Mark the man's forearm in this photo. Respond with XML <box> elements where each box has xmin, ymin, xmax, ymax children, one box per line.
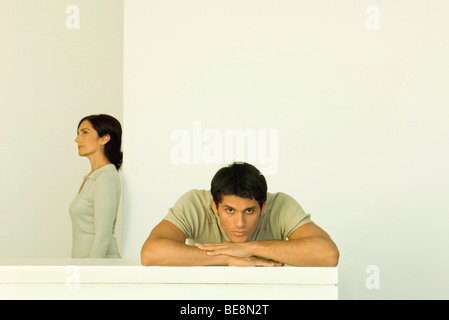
<box><xmin>249</xmin><ymin>237</ymin><xmax>339</xmax><ymax>267</ymax></box>
<box><xmin>141</xmin><ymin>238</ymin><xmax>227</xmax><ymax>266</ymax></box>
<box><xmin>197</xmin><ymin>237</ymin><xmax>339</xmax><ymax>267</ymax></box>
<box><xmin>141</xmin><ymin>238</ymin><xmax>283</xmax><ymax>266</ymax></box>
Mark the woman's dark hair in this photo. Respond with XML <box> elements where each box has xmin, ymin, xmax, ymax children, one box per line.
<box><xmin>211</xmin><ymin>162</ymin><xmax>267</xmax><ymax>209</ymax></box>
<box><xmin>78</xmin><ymin>114</ymin><xmax>123</xmax><ymax>170</ymax></box>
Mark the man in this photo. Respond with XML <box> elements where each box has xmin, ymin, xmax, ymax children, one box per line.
<box><xmin>141</xmin><ymin>162</ymin><xmax>339</xmax><ymax>267</ymax></box>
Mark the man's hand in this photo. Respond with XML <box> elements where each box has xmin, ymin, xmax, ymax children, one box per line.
<box><xmin>195</xmin><ymin>242</ymin><xmax>253</xmax><ymax>258</ymax></box>
<box><xmin>195</xmin><ymin>242</ymin><xmax>283</xmax><ymax>267</ymax></box>
<box><xmin>227</xmin><ymin>256</ymin><xmax>284</xmax><ymax>267</ymax></box>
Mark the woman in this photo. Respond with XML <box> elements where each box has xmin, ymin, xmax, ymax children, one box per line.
<box><xmin>69</xmin><ymin>114</ymin><xmax>122</xmax><ymax>258</ymax></box>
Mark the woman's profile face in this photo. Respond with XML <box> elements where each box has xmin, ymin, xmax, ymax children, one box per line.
<box><xmin>75</xmin><ymin>120</ymin><xmax>108</xmax><ymax>157</ymax></box>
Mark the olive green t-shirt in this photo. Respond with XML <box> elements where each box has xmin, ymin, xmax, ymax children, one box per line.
<box><xmin>164</xmin><ymin>189</ymin><xmax>312</xmax><ymax>245</ymax></box>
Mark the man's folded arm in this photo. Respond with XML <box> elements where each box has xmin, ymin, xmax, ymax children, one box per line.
<box><xmin>196</xmin><ymin>222</ymin><xmax>340</xmax><ymax>267</ymax></box>
<box><xmin>140</xmin><ymin>220</ymin><xmax>219</xmax><ymax>266</ymax></box>
<box><xmin>249</xmin><ymin>222</ymin><xmax>340</xmax><ymax>266</ymax></box>
<box><xmin>140</xmin><ymin>220</ymin><xmax>282</xmax><ymax>267</ymax></box>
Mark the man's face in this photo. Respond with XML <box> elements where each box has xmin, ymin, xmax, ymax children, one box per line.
<box><xmin>212</xmin><ymin>195</ymin><xmax>266</xmax><ymax>243</ymax></box>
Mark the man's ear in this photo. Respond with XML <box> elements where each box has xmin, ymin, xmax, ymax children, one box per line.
<box><xmin>212</xmin><ymin>200</ymin><xmax>218</xmax><ymax>215</ymax></box>
<box><xmin>260</xmin><ymin>202</ymin><xmax>267</xmax><ymax>215</ymax></box>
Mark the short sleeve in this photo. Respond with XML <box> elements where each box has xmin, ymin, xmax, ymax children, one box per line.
<box><xmin>271</xmin><ymin>193</ymin><xmax>313</xmax><ymax>239</ymax></box>
<box><xmin>163</xmin><ymin>190</ymin><xmax>204</xmax><ymax>239</ymax></box>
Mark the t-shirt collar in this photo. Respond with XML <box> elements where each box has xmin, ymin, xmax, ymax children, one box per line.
<box><xmin>83</xmin><ymin>163</ymin><xmax>116</xmax><ymax>180</ymax></box>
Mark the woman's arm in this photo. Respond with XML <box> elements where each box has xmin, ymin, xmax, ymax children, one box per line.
<box><xmin>89</xmin><ymin>175</ymin><xmax>120</xmax><ymax>258</ymax></box>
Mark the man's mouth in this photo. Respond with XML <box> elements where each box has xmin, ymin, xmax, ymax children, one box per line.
<box><xmin>232</xmin><ymin>231</ymin><xmax>247</xmax><ymax>237</ymax></box>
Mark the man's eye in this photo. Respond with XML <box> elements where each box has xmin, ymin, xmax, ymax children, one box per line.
<box><xmin>246</xmin><ymin>209</ymin><xmax>254</xmax><ymax>214</ymax></box>
<box><xmin>226</xmin><ymin>208</ymin><xmax>233</xmax><ymax>213</ymax></box>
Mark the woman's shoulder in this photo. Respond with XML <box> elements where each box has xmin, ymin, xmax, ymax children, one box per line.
<box><xmin>92</xmin><ymin>164</ymin><xmax>119</xmax><ymax>178</ymax></box>
<box><xmin>91</xmin><ymin>165</ymin><xmax>120</xmax><ymax>188</ymax></box>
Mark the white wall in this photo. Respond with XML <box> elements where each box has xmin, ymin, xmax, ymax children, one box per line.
<box><xmin>123</xmin><ymin>0</ymin><xmax>449</xmax><ymax>299</ymax></box>
<box><xmin>0</xmin><ymin>1</ymin><xmax>123</xmax><ymax>257</ymax></box>
<box><xmin>2</xmin><ymin>0</ymin><xmax>449</xmax><ymax>300</ymax></box>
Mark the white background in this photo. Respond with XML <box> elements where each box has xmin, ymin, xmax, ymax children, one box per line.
<box><xmin>123</xmin><ymin>0</ymin><xmax>449</xmax><ymax>299</ymax></box>
<box><xmin>1</xmin><ymin>0</ymin><xmax>448</xmax><ymax>300</ymax></box>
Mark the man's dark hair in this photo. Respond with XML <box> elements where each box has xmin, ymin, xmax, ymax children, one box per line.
<box><xmin>211</xmin><ymin>162</ymin><xmax>267</xmax><ymax>209</ymax></box>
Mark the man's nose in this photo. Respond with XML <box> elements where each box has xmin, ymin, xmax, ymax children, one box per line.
<box><xmin>234</xmin><ymin>212</ymin><xmax>244</xmax><ymax>228</ymax></box>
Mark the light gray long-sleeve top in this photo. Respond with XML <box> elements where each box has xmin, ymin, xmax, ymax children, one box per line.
<box><xmin>69</xmin><ymin>164</ymin><xmax>121</xmax><ymax>258</ymax></box>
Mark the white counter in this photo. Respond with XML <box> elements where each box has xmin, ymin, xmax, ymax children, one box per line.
<box><xmin>0</xmin><ymin>259</ymin><xmax>338</xmax><ymax>300</ymax></box>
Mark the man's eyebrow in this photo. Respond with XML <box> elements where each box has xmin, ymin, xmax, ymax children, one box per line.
<box><xmin>244</xmin><ymin>206</ymin><xmax>258</xmax><ymax>211</ymax></box>
<box><xmin>222</xmin><ymin>205</ymin><xmax>257</xmax><ymax>211</ymax></box>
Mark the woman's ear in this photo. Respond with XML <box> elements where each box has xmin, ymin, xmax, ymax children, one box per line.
<box><xmin>100</xmin><ymin>134</ymin><xmax>111</xmax><ymax>146</ymax></box>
